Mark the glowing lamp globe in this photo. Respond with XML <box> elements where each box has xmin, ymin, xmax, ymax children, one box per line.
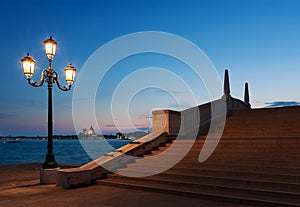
<box><xmin>64</xmin><ymin>64</ymin><xmax>76</xmax><ymax>84</ymax></box>
<box><xmin>21</xmin><ymin>53</ymin><xmax>36</xmax><ymax>79</ymax></box>
<box><xmin>43</xmin><ymin>36</ymin><xmax>57</xmax><ymax>60</ymax></box>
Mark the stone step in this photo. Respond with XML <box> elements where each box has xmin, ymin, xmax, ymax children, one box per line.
<box><xmin>149</xmin><ymin>173</ymin><xmax>300</xmax><ymax>194</ymax></box>
<box><xmin>125</xmin><ymin>162</ymin><xmax>300</xmax><ymax>175</ymax></box>
<box><xmin>156</xmin><ymin>147</ymin><xmax>300</xmax><ymax>154</ymax></box>
<box><xmin>194</xmin><ymin>150</ymin><xmax>299</xmax><ymax>158</ymax></box>
<box><xmin>168</xmin><ymin>139</ymin><xmax>300</xmax><ymax>145</ymax></box>
<box><xmin>136</xmin><ymin>155</ymin><xmax>300</xmax><ymax>167</ymax></box>
<box><xmin>162</xmin><ymin>145</ymin><xmax>300</xmax><ymax>153</ymax></box>
<box><xmin>181</xmin><ymin>159</ymin><xmax>300</xmax><ymax>167</ymax></box>
<box><xmin>110</xmin><ymin>173</ymin><xmax>300</xmax><ymax>195</ymax></box>
<box><xmin>114</xmin><ymin>163</ymin><xmax>300</xmax><ymax>193</ymax></box>
<box><xmin>207</xmin><ymin>152</ymin><xmax>300</xmax><ymax>160</ymax></box>
<box><xmin>158</xmin><ymin>149</ymin><xmax>300</xmax><ymax>157</ymax></box>
<box><xmin>117</xmin><ymin>168</ymin><xmax>300</xmax><ymax>183</ymax></box>
<box><xmin>133</xmin><ymin>158</ymin><xmax>300</xmax><ymax>169</ymax></box>
<box><xmin>145</xmin><ymin>151</ymin><xmax>300</xmax><ymax>160</ymax></box>
<box><xmin>164</xmin><ymin>145</ymin><xmax>300</xmax><ymax>152</ymax></box>
<box><xmin>99</xmin><ymin>175</ymin><xmax>300</xmax><ymax>206</ymax></box>
<box><xmin>154</xmin><ymin>139</ymin><xmax>300</xmax><ymax>146</ymax></box>
<box><xmin>166</xmin><ymin>139</ymin><xmax>300</xmax><ymax>144</ymax></box>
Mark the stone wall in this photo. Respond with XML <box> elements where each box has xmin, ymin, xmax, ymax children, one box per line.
<box><xmin>152</xmin><ymin>96</ymin><xmax>250</xmax><ymax>136</ymax></box>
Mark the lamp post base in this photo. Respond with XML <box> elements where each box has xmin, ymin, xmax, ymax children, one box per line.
<box><xmin>42</xmin><ymin>154</ymin><xmax>58</xmax><ymax>169</ymax></box>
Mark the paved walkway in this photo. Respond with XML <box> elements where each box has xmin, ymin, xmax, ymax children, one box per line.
<box><xmin>0</xmin><ymin>163</ymin><xmax>252</xmax><ymax>207</ymax></box>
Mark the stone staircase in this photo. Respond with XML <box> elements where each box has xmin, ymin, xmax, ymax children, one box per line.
<box><xmin>55</xmin><ymin>106</ymin><xmax>300</xmax><ymax>205</ymax></box>
<box><xmin>99</xmin><ymin>138</ymin><xmax>300</xmax><ymax>206</ymax></box>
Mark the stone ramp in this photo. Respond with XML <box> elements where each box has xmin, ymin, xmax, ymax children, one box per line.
<box><xmin>56</xmin><ymin>132</ymin><xmax>174</xmax><ymax>188</ymax></box>
<box><xmin>98</xmin><ymin>138</ymin><xmax>300</xmax><ymax>206</ymax></box>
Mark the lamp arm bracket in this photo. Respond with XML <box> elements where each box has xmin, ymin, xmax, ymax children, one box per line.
<box><xmin>54</xmin><ymin>71</ymin><xmax>71</xmax><ymax>91</ymax></box>
<box><xmin>28</xmin><ymin>69</ymin><xmax>46</xmax><ymax>87</ymax></box>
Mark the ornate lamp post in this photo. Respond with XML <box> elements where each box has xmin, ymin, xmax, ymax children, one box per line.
<box><xmin>21</xmin><ymin>36</ymin><xmax>76</xmax><ymax>169</ymax></box>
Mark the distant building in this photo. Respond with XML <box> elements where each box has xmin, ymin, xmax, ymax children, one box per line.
<box><xmin>124</xmin><ymin>131</ymin><xmax>148</xmax><ymax>140</ymax></box>
<box><xmin>116</xmin><ymin>132</ymin><xmax>126</xmax><ymax>139</ymax></box>
<box><xmin>78</xmin><ymin>126</ymin><xmax>103</xmax><ymax>139</ymax></box>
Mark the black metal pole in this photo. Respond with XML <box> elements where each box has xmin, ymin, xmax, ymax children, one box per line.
<box><xmin>23</xmin><ymin>38</ymin><xmax>74</xmax><ymax>169</ymax></box>
<box><xmin>42</xmin><ymin>66</ymin><xmax>58</xmax><ymax>169</ymax></box>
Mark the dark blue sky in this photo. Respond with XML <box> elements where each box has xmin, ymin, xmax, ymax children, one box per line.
<box><xmin>1</xmin><ymin>0</ymin><xmax>300</xmax><ymax>136</ymax></box>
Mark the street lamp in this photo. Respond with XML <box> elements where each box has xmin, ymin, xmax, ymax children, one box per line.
<box><xmin>21</xmin><ymin>36</ymin><xmax>76</xmax><ymax>169</ymax></box>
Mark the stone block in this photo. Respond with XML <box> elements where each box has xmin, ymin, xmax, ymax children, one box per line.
<box><xmin>152</xmin><ymin>110</ymin><xmax>181</xmax><ymax>135</ymax></box>
<box><xmin>56</xmin><ymin>168</ymin><xmax>91</xmax><ymax>189</ymax></box>
<box><xmin>40</xmin><ymin>167</ymin><xmax>60</xmax><ymax>184</ymax></box>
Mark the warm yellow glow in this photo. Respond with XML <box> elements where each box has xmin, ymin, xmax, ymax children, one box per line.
<box><xmin>64</xmin><ymin>64</ymin><xmax>76</xmax><ymax>84</ymax></box>
<box><xmin>43</xmin><ymin>36</ymin><xmax>57</xmax><ymax>60</ymax></box>
<box><xmin>21</xmin><ymin>53</ymin><xmax>36</xmax><ymax>79</ymax></box>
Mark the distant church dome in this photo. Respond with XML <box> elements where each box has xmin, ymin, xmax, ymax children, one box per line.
<box><xmin>79</xmin><ymin>125</ymin><xmax>97</xmax><ymax>137</ymax></box>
